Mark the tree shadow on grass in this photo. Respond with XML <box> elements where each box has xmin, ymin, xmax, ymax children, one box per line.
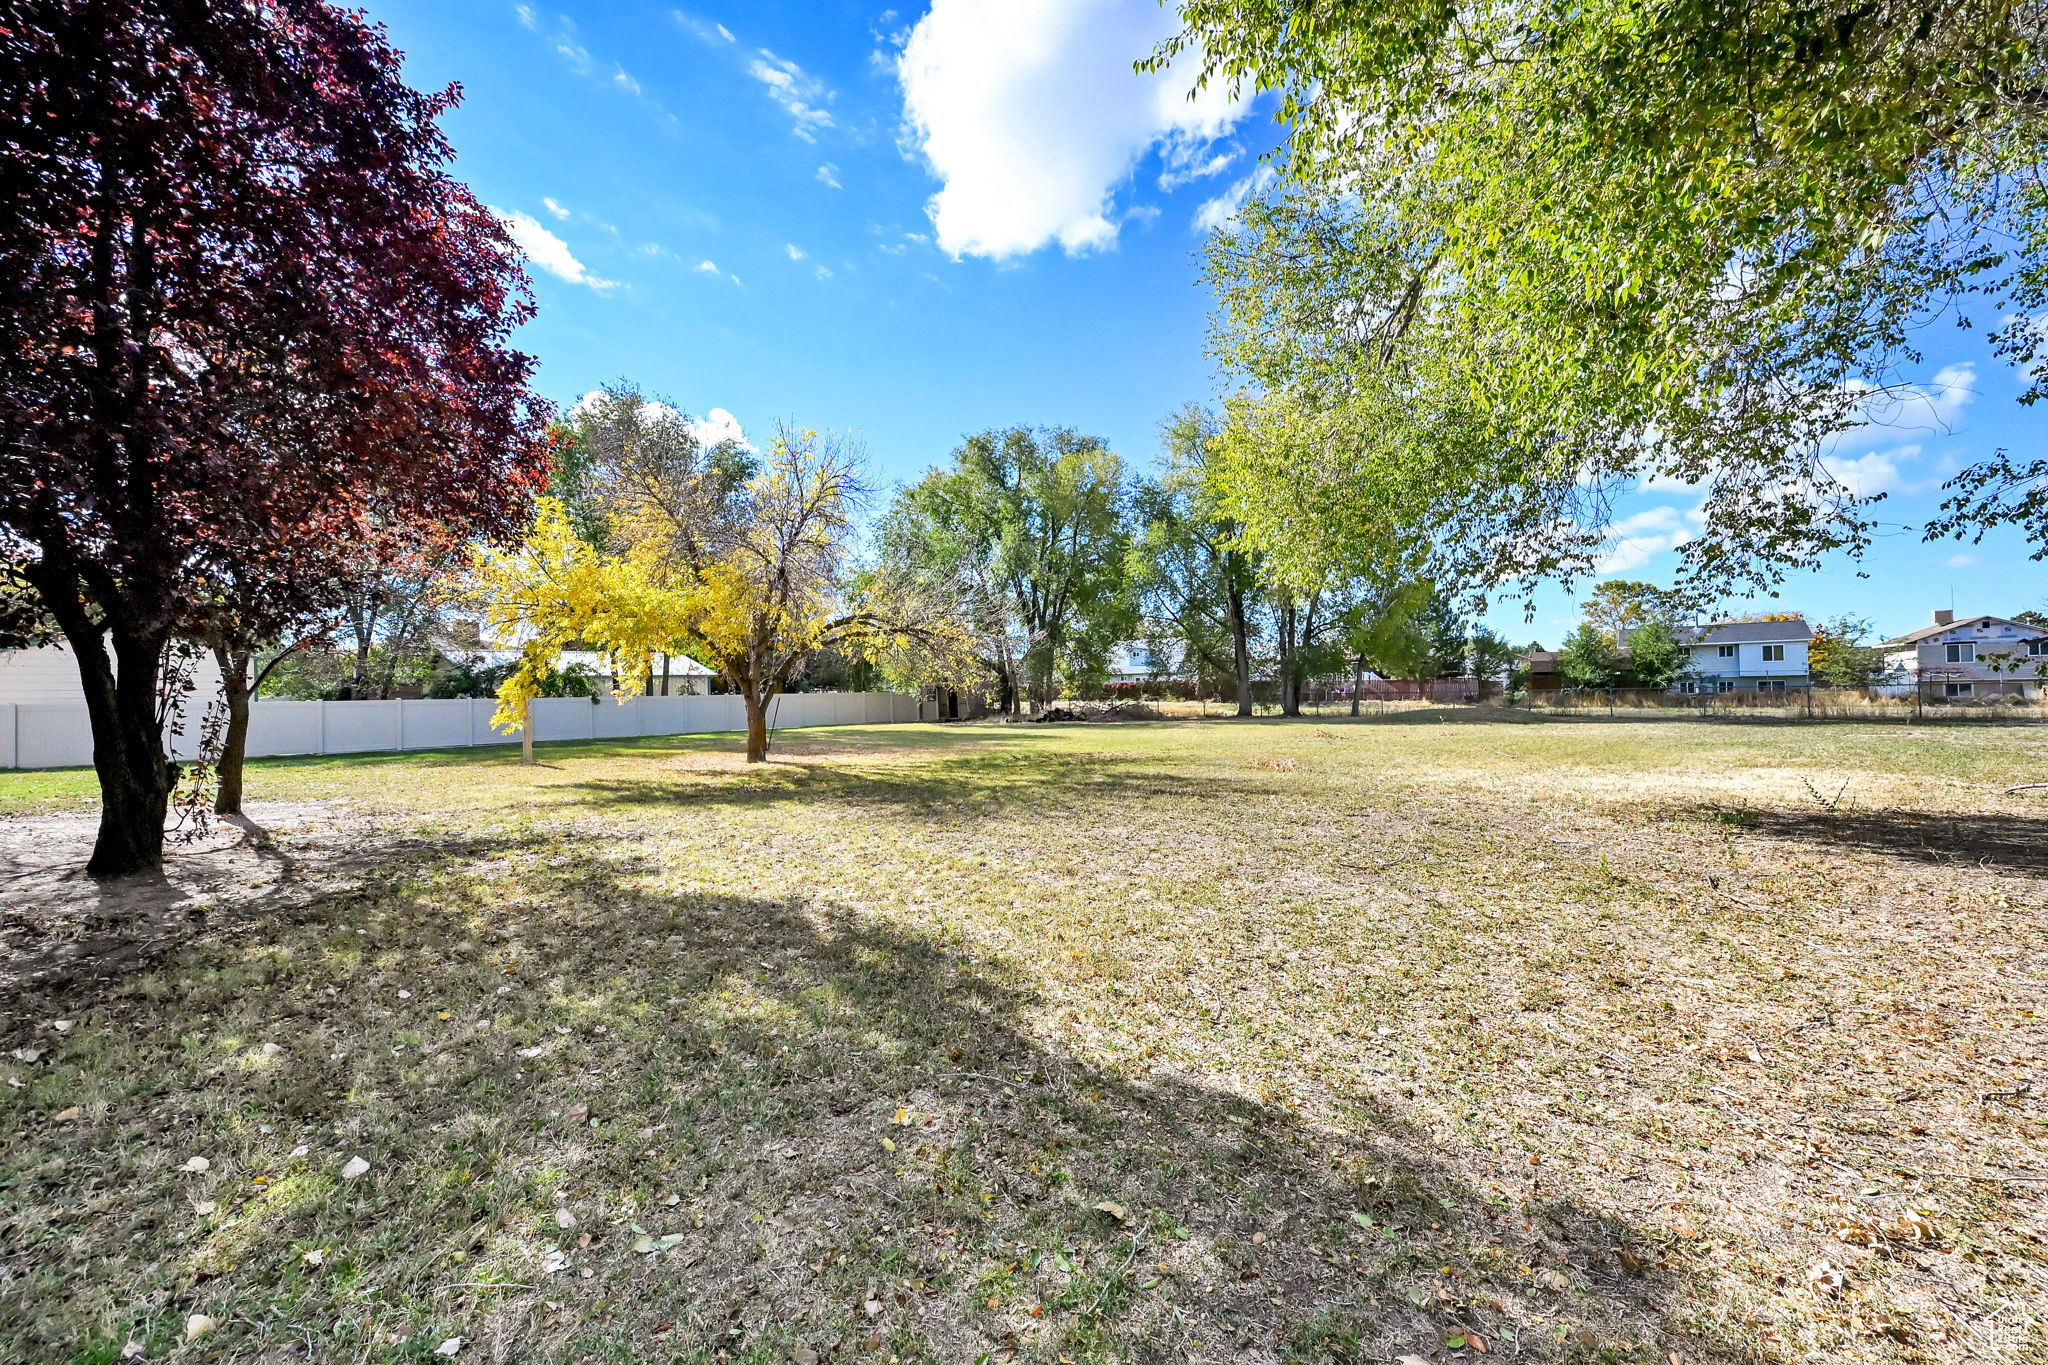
<box><xmin>0</xmin><ymin>825</ymin><xmax>1766</xmax><ymax>1365</ymax></box>
<box><xmin>560</xmin><ymin>749</ymin><xmax>1277</xmax><ymax>822</ymax></box>
<box><xmin>1690</xmin><ymin>802</ymin><xmax>2048</xmax><ymax>878</ymax></box>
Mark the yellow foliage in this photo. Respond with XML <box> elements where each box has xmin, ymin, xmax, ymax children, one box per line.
<box><xmin>466</xmin><ymin>498</ymin><xmax>692</xmax><ymax>732</ymax></box>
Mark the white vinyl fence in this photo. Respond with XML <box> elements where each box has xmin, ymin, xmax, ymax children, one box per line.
<box><xmin>0</xmin><ymin>691</ymin><xmax>920</xmax><ymax>770</ymax></box>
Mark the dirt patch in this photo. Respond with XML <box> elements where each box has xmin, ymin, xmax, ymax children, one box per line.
<box><xmin>0</xmin><ymin>802</ymin><xmax>373</xmax><ymax>996</ymax></box>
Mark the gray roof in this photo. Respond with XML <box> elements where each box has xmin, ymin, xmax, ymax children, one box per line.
<box><xmin>1879</xmin><ymin>615</ymin><xmax>2039</xmax><ymax>648</ymax></box>
<box><xmin>1678</xmin><ymin>618</ymin><xmax>1811</xmax><ymax>646</ymax></box>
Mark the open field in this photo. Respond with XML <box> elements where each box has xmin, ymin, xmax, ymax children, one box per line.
<box><xmin>2</xmin><ymin>713</ymin><xmax>2044</xmax><ymax>1364</ymax></box>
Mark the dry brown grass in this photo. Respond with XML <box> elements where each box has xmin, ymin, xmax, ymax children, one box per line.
<box><xmin>0</xmin><ymin>713</ymin><xmax>2043</xmax><ymax>1364</ymax></box>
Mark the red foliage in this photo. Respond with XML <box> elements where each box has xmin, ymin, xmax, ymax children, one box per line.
<box><xmin>0</xmin><ymin>1</ymin><xmax>551</xmax><ymax>873</ymax></box>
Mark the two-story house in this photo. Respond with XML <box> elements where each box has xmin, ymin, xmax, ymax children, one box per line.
<box><xmin>1880</xmin><ymin>610</ymin><xmax>2048</xmax><ymax>698</ymax></box>
<box><xmin>1672</xmin><ymin>618</ymin><xmax>1813</xmax><ymax>692</ymax></box>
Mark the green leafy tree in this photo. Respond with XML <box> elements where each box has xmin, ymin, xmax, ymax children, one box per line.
<box><xmin>1467</xmin><ymin>626</ymin><xmax>1520</xmax><ymax>700</ymax></box>
<box><xmin>1414</xmin><ymin>590</ymin><xmax>1470</xmax><ymax>682</ymax></box>
<box><xmin>891</xmin><ymin>427</ymin><xmax>1134</xmax><ymax>711</ymax></box>
<box><xmin>1341</xmin><ymin>580</ymin><xmax>1433</xmax><ymax>713</ymax></box>
<box><xmin>1808</xmin><ymin>615</ymin><xmax>1894</xmax><ymax>686</ymax></box>
<box><xmin>1583</xmin><ymin>581</ymin><xmax>1684</xmax><ymax>638</ymax></box>
<box><xmin>1163</xmin><ymin>1</ymin><xmax>2048</xmax><ymax>594</ymax></box>
<box><xmin>1621</xmin><ymin>620</ymin><xmax>1693</xmax><ymax>690</ymax></box>
<box><xmin>1131</xmin><ymin>406</ymin><xmax>1266</xmax><ymax>716</ymax></box>
<box><xmin>1559</xmin><ymin>623</ymin><xmax>1627</xmax><ymax>689</ymax></box>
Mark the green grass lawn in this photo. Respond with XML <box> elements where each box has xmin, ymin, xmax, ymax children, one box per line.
<box><xmin>2</xmin><ymin>713</ymin><xmax>2044</xmax><ymax>1363</ymax></box>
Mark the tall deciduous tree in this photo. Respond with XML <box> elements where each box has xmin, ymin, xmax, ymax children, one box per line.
<box><xmin>0</xmin><ymin>1</ymin><xmax>546</xmax><ymax>874</ymax></box>
<box><xmin>895</xmin><ymin>427</ymin><xmax>1135</xmax><ymax>711</ymax></box>
<box><xmin>478</xmin><ymin>428</ymin><xmax>960</xmax><ymax>763</ymax></box>
<box><xmin>1559</xmin><ymin>625</ymin><xmax>1627</xmax><ymax>690</ymax></box>
<box><xmin>1582</xmin><ymin>582</ymin><xmax>1686</xmax><ymax>640</ymax></box>
<box><xmin>1131</xmin><ymin>406</ymin><xmax>1264</xmax><ymax>716</ymax></box>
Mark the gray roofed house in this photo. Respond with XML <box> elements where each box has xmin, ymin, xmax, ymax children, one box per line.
<box><xmin>1669</xmin><ymin>617</ymin><xmax>1811</xmax><ymax>693</ymax></box>
<box><xmin>1880</xmin><ymin>610</ymin><xmax>2048</xmax><ymax>699</ymax></box>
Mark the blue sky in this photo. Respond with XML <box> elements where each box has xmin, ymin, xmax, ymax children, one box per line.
<box><xmin>368</xmin><ymin>0</ymin><xmax>2048</xmax><ymax>648</ymax></box>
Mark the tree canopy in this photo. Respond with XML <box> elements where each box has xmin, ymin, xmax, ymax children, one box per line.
<box><xmin>1162</xmin><ymin>0</ymin><xmax>2048</xmax><ymax>595</ymax></box>
<box><xmin>0</xmin><ymin>0</ymin><xmax>546</xmax><ymax>874</ymax></box>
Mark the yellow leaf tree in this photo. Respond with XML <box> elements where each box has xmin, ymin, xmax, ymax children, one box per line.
<box><xmin>475</xmin><ymin>423</ymin><xmax>972</xmax><ymax>763</ymax></box>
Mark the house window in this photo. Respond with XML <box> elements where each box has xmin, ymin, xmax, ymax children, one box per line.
<box><xmin>1716</xmin><ymin>644</ymin><xmax>1737</xmax><ymax>658</ymax></box>
<box><xmin>1945</xmin><ymin>682</ymin><xmax>1975</xmax><ymax>698</ymax></box>
<box><xmin>1946</xmin><ymin>642</ymin><xmax>1975</xmax><ymax>663</ymax></box>
<box><xmin>2029</xmin><ymin>639</ymin><xmax>2048</xmax><ymax>657</ymax></box>
<box><xmin>1761</xmin><ymin>644</ymin><xmax>1785</xmax><ymax>662</ymax></box>
<box><xmin>1716</xmin><ymin>680</ymin><xmax>1736</xmax><ymax>693</ymax></box>
<box><xmin>1758</xmin><ymin>679</ymin><xmax>1786</xmax><ymax>692</ymax></box>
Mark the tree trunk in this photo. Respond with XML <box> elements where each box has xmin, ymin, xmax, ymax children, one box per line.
<box><xmin>1228</xmin><ymin>590</ymin><xmax>1254</xmax><ymax>718</ymax></box>
<box><xmin>1351</xmin><ymin>654</ymin><xmax>1364</xmax><ymax>717</ymax></box>
<box><xmin>1281</xmin><ymin>676</ymin><xmax>1302</xmax><ymax>717</ymax></box>
<box><xmin>213</xmin><ymin>645</ymin><xmax>252</xmax><ymax>816</ymax></box>
<box><xmin>743</xmin><ymin>686</ymin><xmax>771</xmax><ymax>762</ymax></box>
<box><xmin>77</xmin><ymin>626</ymin><xmax>174</xmax><ymax>877</ymax></box>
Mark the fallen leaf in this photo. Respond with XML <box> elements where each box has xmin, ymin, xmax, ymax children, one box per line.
<box><xmin>290</xmin><ymin>1145</ymin><xmax>309</xmax><ymax>1158</ymax></box>
<box><xmin>1092</xmin><ymin>1200</ymin><xmax>1129</xmax><ymax>1222</ymax></box>
<box><xmin>630</xmin><ymin>1232</ymin><xmax>687</xmax><ymax>1254</ymax></box>
<box><xmin>179</xmin><ymin>1156</ymin><xmax>211</xmax><ymax>1174</ymax></box>
<box><xmin>891</xmin><ymin>1107</ymin><xmax>913</xmax><ymax>1125</ymax></box>
<box><xmin>184</xmin><ymin>1314</ymin><xmax>217</xmax><ymax>1341</ymax></box>
<box><xmin>554</xmin><ymin>1208</ymin><xmax>576</xmax><ymax>1229</ymax></box>
<box><xmin>193</xmin><ymin>1201</ymin><xmax>218</xmax><ymax>1216</ymax></box>
<box><xmin>52</xmin><ymin>1020</ymin><xmax>73</xmax><ymax>1033</ymax></box>
<box><xmin>303</xmin><ymin>1248</ymin><xmax>326</xmax><ymax>1267</ymax></box>
<box><xmin>864</xmin><ymin>1299</ymin><xmax>883</xmax><ymax>1316</ymax></box>
<box><xmin>434</xmin><ymin>1337</ymin><xmax>463</xmax><ymax>1356</ymax></box>
<box><xmin>259</xmin><ymin>1042</ymin><xmax>282</xmax><ymax>1056</ymax></box>
<box><xmin>53</xmin><ymin>1106</ymin><xmax>83</xmax><ymax>1123</ymax></box>
<box><xmin>340</xmin><ymin>1156</ymin><xmax>370</xmax><ymax>1180</ymax></box>
<box><xmin>12</xmin><ymin>1048</ymin><xmax>41</xmax><ymax>1063</ymax></box>
<box><xmin>1808</xmin><ymin>1258</ymin><xmax>1846</xmax><ymax>1293</ymax></box>
<box><xmin>564</xmin><ymin>1103</ymin><xmax>589</xmax><ymax>1126</ymax></box>
<box><xmin>541</xmin><ymin>1250</ymin><xmax>570</xmax><ymax>1274</ymax></box>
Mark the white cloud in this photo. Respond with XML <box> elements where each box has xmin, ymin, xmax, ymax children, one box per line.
<box><xmin>515</xmin><ymin>5</ymin><xmax>537</xmax><ymax>29</ymax></box>
<box><xmin>1592</xmin><ymin>505</ymin><xmax>1693</xmax><ymax>573</ymax></box>
<box><xmin>816</xmin><ymin>163</ymin><xmax>842</xmax><ymax>189</ymax></box>
<box><xmin>785</xmin><ymin>243</ymin><xmax>806</xmax><ymax>261</ymax></box>
<box><xmin>1947</xmin><ymin>553</ymin><xmax>1980</xmax><ymax>568</ymax></box>
<box><xmin>815</xmin><ymin>264</ymin><xmax>834</xmax><ymax>280</ymax></box>
<box><xmin>695</xmin><ymin>259</ymin><xmax>719</xmax><ymax>274</ymax></box>
<box><xmin>541</xmin><ymin>197</ymin><xmax>569</xmax><ymax>220</ymax></box>
<box><xmin>749</xmin><ymin>51</ymin><xmax>835</xmax><ymax>141</ymax></box>
<box><xmin>494</xmin><ymin>210</ymin><xmax>616</xmax><ymax>291</ymax></box>
<box><xmin>573</xmin><ymin>392</ymin><xmax>753</xmax><ymax>452</ymax></box>
<box><xmin>613</xmin><ymin>66</ymin><xmax>643</xmax><ymax>97</ymax></box>
<box><xmin>1193</xmin><ymin>165</ymin><xmax>1276</xmax><ymax>233</ymax></box>
<box><xmin>896</xmin><ymin>0</ymin><xmax>1250</xmax><ymax>259</ymax></box>
<box><xmin>1820</xmin><ymin>442</ymin><xmax>1920</xmax><ymax>499</ymax></box>
<box><xmin>1159</xmin><ymin>141</ymin><xmax>1238</xmax><ymax>191</ymax></box>
<box><xmin>690</xmin><ymin>407</ymin><xmax>750</xmax><ymax>449</ymax></box>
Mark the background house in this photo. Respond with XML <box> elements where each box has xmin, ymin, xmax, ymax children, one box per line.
<box><xmin>1880</xmin><ymin>610</ymin><xmax>2048</xmax><ymax>698</ymax></box>
<box><xmin>1672</xmin><ymin>618</ymin><xmax>1812</xmax><ymax>692</ymax></box>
